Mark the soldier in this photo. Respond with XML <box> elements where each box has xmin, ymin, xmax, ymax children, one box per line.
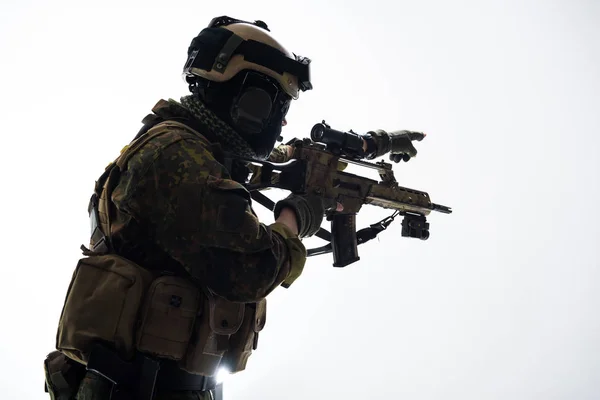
<box><xmin>43</xmin><ymin>15</ymin><xmax>423</xmax><ymax>400</ymax></box>
<box><xmin>44</xmin><ymin>16</ymin><xmax>325</xmax><ymax>400</ymax></box>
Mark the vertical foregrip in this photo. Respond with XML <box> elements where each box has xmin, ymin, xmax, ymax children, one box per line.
<box><xmin>330</xmin><ymin>213</ymin><xmax>360</xmax><ymax>267</ymax></box>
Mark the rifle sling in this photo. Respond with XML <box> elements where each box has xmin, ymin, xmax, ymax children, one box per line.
<box><xmin>249</xmin><ymin>191</ymin><xmax>397</xmax><ymax>257</ymax></box>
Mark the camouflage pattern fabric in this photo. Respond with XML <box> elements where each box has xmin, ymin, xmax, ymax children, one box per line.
<box><xmin>109</xmin><ymin>99</ymin><xmax>302</xmax><ymax>302</ymax></box>
<box><xmin>53</xmin><ymin>99</ymin><xmax>302</xmax><ymax>400</ymax></box>
<box><xmin>263</xmin><ymin>144</ymin><xmax>289</xmax><ymax>164</ymax></box>
<box><xmin>75</xmin><ymin>371</ymin><xmax>214</xmax><ymax>400</ymax></box>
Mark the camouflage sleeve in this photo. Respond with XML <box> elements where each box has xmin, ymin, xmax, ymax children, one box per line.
<box><xmin>267</xmin><ymin>144</ymin><xmax>291</xmax><ymax>163</ymax></box>
<box><xmin>248</xmin><ymin>144</ymin><xmax>291</xmax><ymax>186</ymax></box>
<box><xmin>113</xmin><ymin>130</ymin><xmax>296</xmax><ymax>302</ymax></box>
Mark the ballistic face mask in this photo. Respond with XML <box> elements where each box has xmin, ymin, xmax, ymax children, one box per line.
<box><xmin>182</xmin><ymin>16</ymin><xmax>312</xmax><ymax>158</ymax></box>
<box><xmin>230</xmin><ymin>71</ymin><xmax>290</xmax><ymax>134</ymax></box>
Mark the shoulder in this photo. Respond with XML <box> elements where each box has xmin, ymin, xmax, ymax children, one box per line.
<box><xmin>122</xmin><ymin>121</ymin><xmax>220</xmax><ymax>176</ymax></box>
<box><xmin>112</xmin><ymin>123</ymin><xmax>228</xmax><ymax>208</ymax></box>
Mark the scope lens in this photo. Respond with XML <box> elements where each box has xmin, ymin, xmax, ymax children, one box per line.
<box><xmin>311</xmin><ymin>124</ymin><xmax>325</xmax><ymax>141</ymax></box>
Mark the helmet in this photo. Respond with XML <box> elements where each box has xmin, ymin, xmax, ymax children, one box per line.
<box><xmin>183</xmin><ymin>16</ymin><xmax>312</xmax><ymax>100</ymax></box>
<box><xmin>182</xmin><ymin>16</ymin><xmax>313</xmax><ymax>158</ymax></box>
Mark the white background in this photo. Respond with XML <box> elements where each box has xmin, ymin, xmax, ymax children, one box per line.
<box><xmin>1</xmin><ymin>0</ymin><xmax>599</xmax><ymax>399</ymax></box>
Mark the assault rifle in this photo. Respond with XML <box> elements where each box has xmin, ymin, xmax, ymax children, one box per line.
<box><xmin>230</xmin><ymin>121</ymin><xmax>453</xmax><ymax>268</ymax></box>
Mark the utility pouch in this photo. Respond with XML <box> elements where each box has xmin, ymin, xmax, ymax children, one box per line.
<box><xmin>222</xmin><ymin>298</ymin><xmax>267</xmax><ymax>373</ymax></box>
<box><xmin>179</xmin><ymin>294</ymin><xmax>244</xmax><ymax>376</ymax></box>
<box><xmin>56</xmin><ymin>254</ymin><xmax>154</xmax><ymax>365</ymax></box>
<box><xmin>43</xmin><ymin>351</ymin><xmax>86</xmax><ymax>400</ymax></box>
<box><xmin>136</xmin><ymin>275</ymin><xmax>202</xmax><ymax>360</ymax></box>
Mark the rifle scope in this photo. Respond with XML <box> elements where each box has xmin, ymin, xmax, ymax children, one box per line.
<box><xmin>311</xmin><ymin>122</ymin><xmax>365</xmax><ymax>157</ymax></box>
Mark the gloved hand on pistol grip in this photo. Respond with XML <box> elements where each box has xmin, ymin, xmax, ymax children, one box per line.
<box><xmin>274</xmin><ymin>194</ymin><xmax>325</xmax><ymax>238</ymax></box>
<box><xmin>368</xmin><ymin>129</ymin><xmax>426</xmax><ymax>163</ymax></box>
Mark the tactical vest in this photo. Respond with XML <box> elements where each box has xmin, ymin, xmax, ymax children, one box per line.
<box><xmin>55</xmin><ymin>101</ymin><xmax>266</xmax><ymax>377</ymax></box>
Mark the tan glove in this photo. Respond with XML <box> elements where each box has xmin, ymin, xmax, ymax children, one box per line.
<box><xmin>273</xmin><ymin>194</ymin><xmax>325</xmax><ymax>238</ymax></box>
<box><xmin>368</xmin><ymin>129</ymin><xmax>426</xmax><ymax>163</ymax></box>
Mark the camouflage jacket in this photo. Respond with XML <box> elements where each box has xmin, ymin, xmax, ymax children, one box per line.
<box><xmin>107</xmin><ymin>100</ymin><xmax>300</xmax><ymax>302</ymax></box>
